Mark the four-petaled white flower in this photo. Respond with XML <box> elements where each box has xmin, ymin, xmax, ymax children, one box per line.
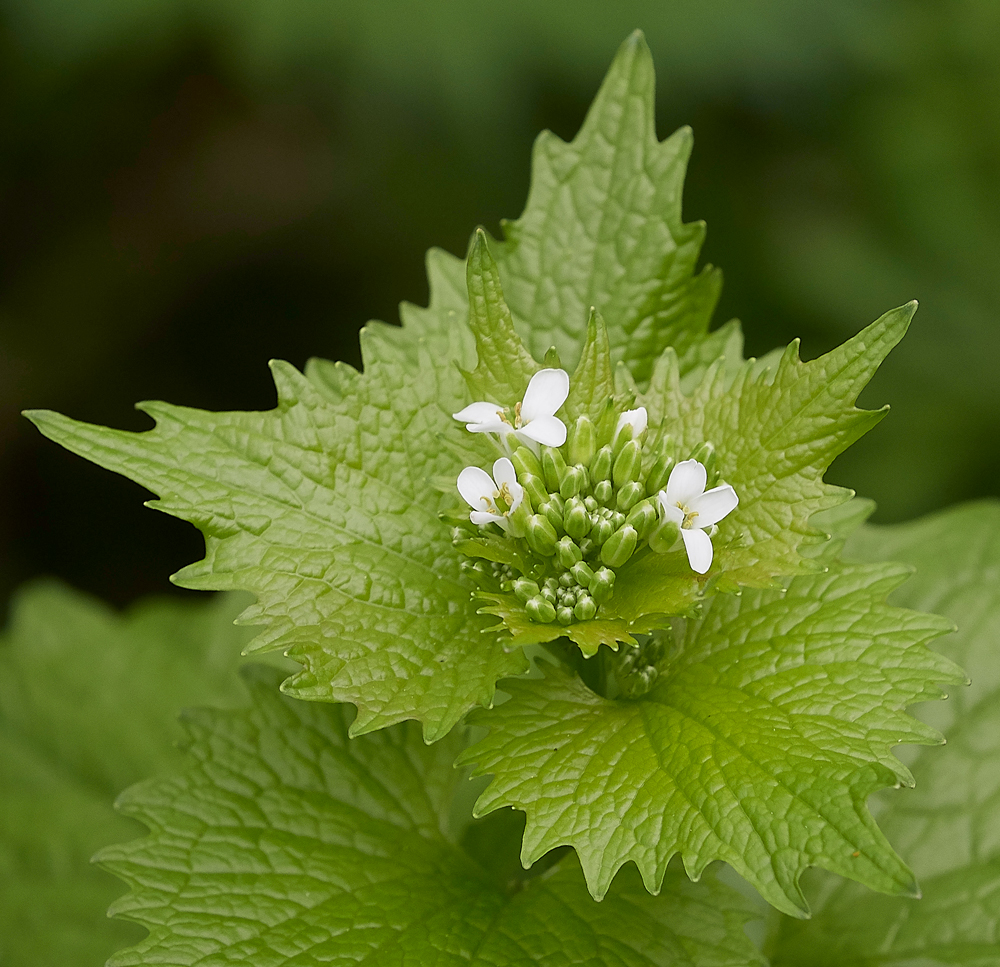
<box><xmin>457</xmin><ymin>457</ymin><xmax>524</xmax><ymax>531</ymax></box>
<box><xmin>453</xmin><ymin>368</ymin><xmax>569</xmax><ymax>452</ymax></box>
<box><xmin>656</xmin><ymin>459</ymin><xmax>739</xmax><ymax>574</ymax></box>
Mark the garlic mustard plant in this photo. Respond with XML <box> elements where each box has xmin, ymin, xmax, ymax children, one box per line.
<box><xmin>21</xmin><ymin>32</ymin><xmax>981</xmax><ymax>961</ymax></box>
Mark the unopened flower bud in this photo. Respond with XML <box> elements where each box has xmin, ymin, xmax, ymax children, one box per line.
<box><xmin>560</xmin><ymin>464</ymin><xmax>589</xmax><ymax>500</ymax></box>
<box><xmin>538</xmin><ymin>496</ymin><xmax>565</xmax><ymax>534</ymax></box>
<box><xmin>648</xmin><ymin>517</ymin><xmax>680</xmax><ymax>554</ymax></box>
<box><xmin>590</xmin><ymin>517</ymin><xmax>615</xmax><ymax>546</ymax></box>
<box><xmin>519</xmin><ymin>472</ymin><xmax>548</xmax><ymax>510</ymax></box>
<box><xmin>578</xmin><ymin>538</ymin><xmax>594</xmax><ymax>558</ymax></box>
<box><xmin>525</xmin><ymin>595</ymin><xmax>557</xmax><ymax>623</ymax></box>
<box><xmin>590</xmin><ymin>445</ymin><xmax>614</xmax><ymax>483</ymax></box>
<box><xmin>570</xmin><ymin>560</ymin><xmax>595</xmax><ymax>587</ymax></box>
<box><xmin>542</xmin><ymin>447</ymin><xmax>567</xmax><ymax>493</ymax></box>
<box><xmin>625</xmin><ymin>499</ymin><xmax>658</xmax><ymax>540</ymax></box>
<box><xmin>556</xmin><ymin>606</ymin><xmax>574</xmax><ymax>626</ymax></box>
<box><xmin>589</xmin><ymin>566</ymin><xmax>616</xmax><ymax>603</ymax></box>
<box><xmin>540</xmin><ymin>585</ymin><xmax>557</xmax><ymax>604</ymax></box>
<box><xmin>513</xmin><ymin>577</ymin><xmax>540</xmax><ymax>603</ymax></box>
<box><xmin>646</xmin><ymin>437</ymin><xmax>676</xmax><ymax>495</ymax></box>
<box><xmin>601</xmin><ymin>524</ymin><xmax>638</xmax><ymax>568</ymax></box>
<box><xmin>594</xmin><ymin>479</ymin><xmax>614</xmax><ymax>505</ymax></box>
<box><xmin>574</xmin><ymin>594</ymin><xmax>597</xmax><ymax>621</ymax></box>
<box><xmin>583</xmin><ymin>495</ymin><xmax>598</xmax><ymax>512</ymax></box>
<box><xmin>688</xmin><ymin>441</ymin><xmax>717</xmax><ymax>483</ymax></box>
<box><xmin>612</xmin><ymin>407</ymin><xmax>648</xmax><ymax>454</ymax></box>
<box><xmin>511</xmin><ymin>446</ymin><xmax>544</xmax><ymax>481</ymax></box>
<box><xmin>613</xmin><ymin>440</ymin><xmax>643</xmax><ymax>489</ymax></box>
<box><xmin>526</xmin><ymin>514</ymin><xmax>558</xmax><ymax>556</ymax></box>
<box><xmin>567</xmin><ymin>415</ymin><xmax>597</xmax><ymax>466</ymax></box>
<box><xmin>556</xmin><ymin>535</ymin><xmax>583</xmax><ymax>568</ymax></box>
<box><xmin>616</xmin><ymin>480</ymin><xmax>645</xmax><ymax>512</ymax></box>
<box><xmin>610</xmin><ymin>511</ymin><xmax>626</xmax><ymax>530</ymax></box>
<box><xmin>558</xmin><ymin>571</ymin><xmax>575</xmax><ymax>588</ymax></box>
<box><xmin>563</xmin><ymin>497</ymin><xmax>592</xmax><ymax>540</ymax></box>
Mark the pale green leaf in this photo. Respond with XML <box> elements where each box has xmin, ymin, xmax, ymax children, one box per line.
<box><xmin>25</xmin><ymin>326</ymin><xmax>528</xmax><ymax>741</ymax></box>
<box><xmin>459</xmin><ymin>559</ymin><xmax>963</xmax><ymax>918</ymax></box>
<box><xmin>100</xmin><ymin>667</ymin><xmax>766</xmax><ymax>967</ymax></box>
<box><xmin>767</xmin><ymin>502</ymin><xmax>1000</xmax><ymax>966</ymax></box>
<box><xmin>635</xmin><ymin>303</ymin><xmax>913</xmax><ymax>590</ymax></box>
<box><xmin>493</xmin><ymin>31</ymin><xmax>725</xmax><ymax>383</ymax></box>
<box><xmin>0</xmin><ymin>582</ymin><xmax>252</xmax><ymax>967</ymax></box>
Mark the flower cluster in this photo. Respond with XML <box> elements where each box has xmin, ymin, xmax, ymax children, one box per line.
<box><xmin>453</xmin><ymin>369</ymin><xmax>738</xmax><ymax>627</ymax></box>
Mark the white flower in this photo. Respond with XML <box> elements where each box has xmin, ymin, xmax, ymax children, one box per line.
<box><xmin>614</xmin><ymin>406</ymin><xmax>648</xmax><ymax>440</ymax></box>
<box><xmin>453</xmin><ymin>368</ymin><xmax>569</xmax><ymax>452</ymax></box>
<box><xmin>656</xmin><ymin>459</ymin><xmax>738</xmax><ymax>574</ymax></box>
<box><xmin>457</xmin><ymin>457</ymin><xmax>524</xmax><ymax>530</ymax></box>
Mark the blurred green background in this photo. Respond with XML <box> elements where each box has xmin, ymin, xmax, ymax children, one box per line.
<box><xmin>2</xmin><ymin>0</ymin><xmax>999</xmax><ymax>611</ymax></box>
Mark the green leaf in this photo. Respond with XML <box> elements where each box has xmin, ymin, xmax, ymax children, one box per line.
<box><xmin>99</xmin><ymin>667</ymin><xmax>765</xmax><ymax>967</ymax></box>
<box><xmin>637</xmin><ymin>303</ymin><xmax>913</xmax><ymax>590</ymax></box>
<box><xmin>459</xmin><ymin>558</ymin><xmax>964</xmax><ymax>918</ymax></box>
<box><xmin>493</xmin><ymin>31</ymin><xmax>725</xmax><ymax>383</ymax></box>
<box><xmin>0</xmin><ymin>581</ymin><xmax>252</xmax><ymax>967</ymax></box>
<box><xmin>461</xmin><ymin>228</ymin><xmax>539</xmax><ymax>404</ymax></box>
<box><xmin>25</xmin><ymin>325</ymin><xmax>528</xmax><ymax>740</ymax></box>
<box><xmin>767</xmin><ymin>502</ymin><xmax>1000</xmax><ymax>966</ymax></box>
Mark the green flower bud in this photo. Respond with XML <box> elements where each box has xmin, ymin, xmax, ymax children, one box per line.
<box><xmin>568</xmin><ymin>415</ymin><xmax>597</xmax><ymax>466</ymax></box>
<box><xmin>563</xmin><ymin>496</ymin><xmax>592</xmax><ymax>541</ymax></box>
<box><xmin>578</xmin><ymin>538</ymin><xmax>595</xmax><ymax>558</ymax></box>
<box><xmin>610</xmin><ymin>511</ymin><xmax>626</xmax><ymax>529</ymax></box>
<box><xmin>511</xmin><ymin>446</ymin><xmax>544</xmax><ymax>481</ymax></box>
<box><xmin>520</xmin><ymin>472</ymin><xmax>548</xmax><ymax>510</ymax></box>
<box><xmin>570</xmin><ymin>560</ymin><xmax>595</xmax><ymax>587</ymax></box>
<box><xmin>589</xmin><ymin>566</ymin><xmax>616</xmax><ymax>603</ymax></box>
<box><xmin>513</xmin><ymin>577</ymin><xmax>540</xmax><ymax>603</ymax></box>
<box><xmin>590</xmin><ymin>445</ymin><xmax>614</xmax><ymax>483</ymax></box>
<box><xmin>540</xmin><ymin>586</ymin><xmax>557</xmax><ymax>604</ymax></box>
<box><xmin>591</xmin><ymin>517</ymin><xmax>615</xmax><ymax>546</ymax></box>
<box><xmin>613</xmin><ymin>440</ymin><xmax>643</xmax><ymax>489</ymax></box>
<box><xmin>560</xmin><ymin>464</ymin><xmax>589</xmax><ymax>500</ymax></box>
<box><xmin>648</xmin><ymin>516</ymin><xmax>680</xmax><ymax>554</ymax></box>
<box><xmin>688</xmin><ymin>441</ymin><xmax>717</xmax><ymax>483</ymax></box>
<box><xmin>601</xmin><ymin>524</ymin><xmax>638</xmax><ymax>568</ymax></box>
<box><xmin>612</xmin><ymin>407</ymin><xmax>648</xmax><ymax>455</ymax></box>
<box><xmin>583</xmin><ymin>495</ymin><xmax>598</xmax><ymax>513</ymax></box>
<box><xmin>625</xmin><ymin>499</ymin><xmax>658</xmax><ymax>540</ymax></box>
<box><xmin>556</xmin><ymin>535</ymin><xmax>583</xmax><ymax>568</ymax></box>
<box><xmin>505</xmin><ymin>499</ymin><xmax>530</xmax><ymax>539</ymax></box>
<box><xmin>556</xmin><ymin>606</ymin><xmax>575</xmax><ymax>626</ymax></box>
<box><xmin>616</xmin><ymin>479</ymin><xmax>645</xmax><ymax>512</ymax></box>
<box><xmin>542</xmin><ymin>446</ymin><xmax>567</xmax><ymax>493</ymax></box>
<box><xmin>538</xmin><ymin>496</ymin><xmax>565</xmax><ymax>534</ymax></box>
<box><xmin>525</xmin><ymin>595</ymin><xmax>557</xmax><ymax>623</ymax></box>
<box><xmin>646</xmin><ymin>454</ymin><xmax>675</xmax><ymax>495</ymax></box>
<box><xmin>594</xmin><ymin>479</ymin><xmax>614</xmax><ymax>505</ymax></box>
<box><xmin>574</xmin><ymin>594</ymin><xmax>598</xmax><ymax>621</ymax></box>
<box><xmin>558</xmin><ymin>571</ymin><xmax>575</xmax><ymax>588</ymax></box>
<box><xmin>526</xmin><ymin>514</ymin><xmax>558</xmax><ymax>556</ymax></box>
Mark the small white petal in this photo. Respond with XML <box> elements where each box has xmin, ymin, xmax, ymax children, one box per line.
<box><xmin>457</xmin><ymin>466</ymin><xmax>496</xmax><ymax>510</ymax></box>
<box><xmin>665</xmin><ymin>459</ymin><xmax>707</xmax><ymax>506</ymax></box>
<box><xmin>520</xmin><ymin>368</ymin><xmax>569</xmax><ymax>423</ymax></box>
<box><xmin>688</xmin><ymin>484</ymin><xmax>739</xmax><ymax>528</ymax></box>
<box><xmin>470</xmin><ymin>510</ymin><xmax>507</xmax><ymax>529</ymax></box>
<box><xmin>453</xmin><ymin>401</ymin><xmax>504</xmax><ymax>424</ymax></box>
<box><xmin>469</xmin><ymin>419</ymin><xmax>514</xmax><ymax>437</ymax></box>
<box><xmin>492</xmin><ymin>457</ymin><xmax>518</xmax><ymax>491</ymax></box>
<box><xmin>516</xmin><ymin>415</ymin><xmax>567</xmax><ymax>448</ymax></box>
<box><xmin>615</xmin><ymin>406</ymin><xmax>648</xmax><ymax>438</ymax></box>
<box><xmin>681</xmin><ymin>526</ymin><xmax>714</xmax><ymax>574</ymax></box>
<box><xmin>657</xmin><ymin>493</ymin><xmax>685</xmax><ymax>526</ymax></box>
